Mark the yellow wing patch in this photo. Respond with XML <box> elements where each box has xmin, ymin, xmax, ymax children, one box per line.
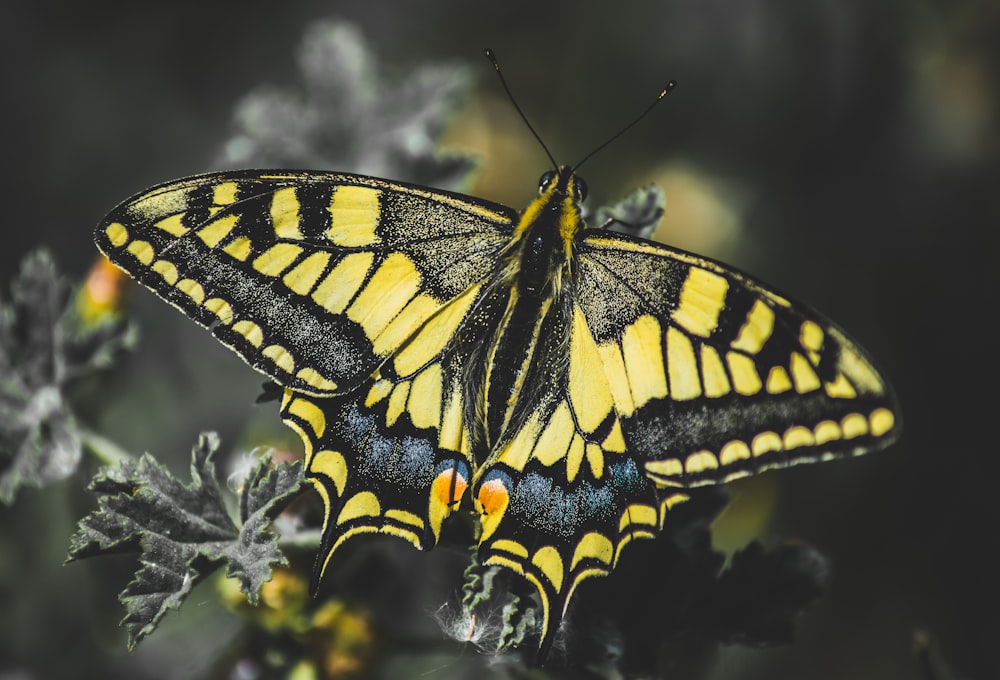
<box><xmin>311</xmin><ymin>252</ymin><xmax>375</xmax><ymax>315</ymax></box>
<box><xmin>672</xmin><ymin>267</ymin><xmax>728</xmax><ymax>337</ymax></box>
<box><xmin>326</xmin><ymin>185</ymin><xmax>381</xmax><ymax>247</ymax></box>
<box><xmin>619</xmin><ymin>315</ymin><xmax>669</xmax><ymax>410</ymax></box>
<box><xmin>346</xmin><ymin>253</ymin><xmax>423</xmax><ymax>339</ymax></box>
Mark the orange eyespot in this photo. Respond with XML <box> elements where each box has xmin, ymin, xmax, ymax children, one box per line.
<box><xmin>476</xmin><ymin>478</ymin><xmax>510</xmax><ymax>516</ymax></box>
<box><xmin>432</xmin><ymin>467</ymin><xmax>467</xmax><ymax>507</ymax></box>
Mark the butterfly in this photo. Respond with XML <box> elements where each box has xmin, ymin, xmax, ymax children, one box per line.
<box><xmin>94</xmin><ymin>155</ymin><xmax>900</xmax><ymax>656</ymax></box>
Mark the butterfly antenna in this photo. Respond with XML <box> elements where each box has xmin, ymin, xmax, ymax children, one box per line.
<box><xmin>484</xmin><ymin>48</ymin><xmax>559</xmax><ymax>171</ymax></box>
<box><xmin>572</xmin><ymin>80</ymin><xmax>677</xmax><ymax>173</ymax></box>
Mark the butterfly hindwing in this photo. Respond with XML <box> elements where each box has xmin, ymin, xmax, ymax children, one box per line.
<box><xmin>95</xmin><ymin>170</ymin><xmax>517</xmax><ymax>396</ymax></box>
<box><xmin>472</xmin><ymin>295</ymin><xmax>671</xmax><ymax>653</ymax></box>
<box><xmin>281</xmin><ymin>279</ymin><xmax>511</xmax><ymax>587</ymax></box>
<box><xmin>475</xmin><ymin>425</ymin><xmax>668</xmax><ymax>656</ymax></box>
<box><xmin>281</xmin><ymin>387</ymin><xmax>473</xmax><ymax>588</ymax></box>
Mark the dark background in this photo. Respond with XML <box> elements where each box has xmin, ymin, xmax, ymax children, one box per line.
<box><xmin>2</xmin><ymin>2</ymin><xmax>998</xmax><ymax>678</ymax></box>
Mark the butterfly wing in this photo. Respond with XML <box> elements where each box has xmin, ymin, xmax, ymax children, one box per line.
<box><xmin>575</xmin><ymin>229</ymin><xmax>900</xmax><ymax>484</ymax></box>
<box><xmin>96</xmin><ymin>169</ymin><xmax>521</xmax><ymax>592</ymax></box>
<box><xmin>472</xmin><ymin>297</ymin><xmax>669</xmax><ymax>656</ymax></box>
<box><xmin>95</xmin><ymin>170</ymin><xmax>518</xmax><ymax>396</ymax></box>
<box><xmin>472</xmin><ymin>227</ymin><xmax>900</xmax><ymax>654</ymax></box>
<box><xmin>280</xmin><ymin>271</ymin><xmax>517</xmax><ymax>588</ymax></box>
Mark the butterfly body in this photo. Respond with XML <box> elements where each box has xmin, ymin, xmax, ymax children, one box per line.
<box><xmin>473</xmin><ymin>168</ymin><xmax>584</xmax><ymax>453</ymax></box>
<box><xmin>96</xmin><ymin>165</ymin><xmax>899</xmax><ymax>656</ymax></box>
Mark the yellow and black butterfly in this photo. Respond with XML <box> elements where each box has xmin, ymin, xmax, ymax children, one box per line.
<box><xmin>94</xmin><ymin>96</ymin><xmax>899</xmax><ymax>657</ymax></box>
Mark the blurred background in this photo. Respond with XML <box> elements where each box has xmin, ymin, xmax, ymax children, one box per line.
<box><xmin>2</xmin><ymin>1</ymin><xmax>998</xmax><ymax>678</ymax></box>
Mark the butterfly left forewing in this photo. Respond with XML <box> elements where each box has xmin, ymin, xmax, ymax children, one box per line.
<box><xmin>95</xmin><ymin>170</ymin><xmax>517</xmax><ymax>396</ymax></box>
<box><xmin>575</xmin><ymin>229</ymin><xmax>901</xmax><ymax>487</ymax></box>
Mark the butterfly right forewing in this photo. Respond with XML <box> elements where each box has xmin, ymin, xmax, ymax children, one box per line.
<box><xmin>573</xmin><ymin>229</ymin><xmax>901</xmax><ymax>488</ymax></box>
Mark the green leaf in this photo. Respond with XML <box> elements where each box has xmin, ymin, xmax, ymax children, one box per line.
<box><xmin>0</xmin><ymin>250</ymin><xmax>67</xmax><ymax>385</ymax></box>
<box><xmin>233</xmin><ymin>448</ymin><xmax>308</xmax><ymax>601</ymax></box>
<box><xmin>67</xmin><ymin>432</ymin><xmax>305</xmax><ymax>649</ymax></box>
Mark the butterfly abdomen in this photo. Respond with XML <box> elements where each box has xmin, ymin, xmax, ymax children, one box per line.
<box><xmin>476</xmin><ymin>173</ymin><xmax>585</xmax><ymax>451</ymax></box>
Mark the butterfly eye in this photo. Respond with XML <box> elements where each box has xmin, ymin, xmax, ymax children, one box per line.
<box><xmin>538</xmin><ymin>170</ymin><xmax>556</xmax><ymax>194</ymax></box>
<box><xmin>572</xmin><ymin>176</ymin><xmax>588</xmax><ymax>202</ymax></box>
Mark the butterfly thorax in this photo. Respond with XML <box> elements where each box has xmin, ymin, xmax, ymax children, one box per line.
<box><xmin>476</xmin><ymin>168</ymin><xmax>584</xmax><ymax>455</ymax></box>
<box><xmin>511</xmin><ymin>166</ymin><xmax>585</xmax><ymax>294</ymax></box>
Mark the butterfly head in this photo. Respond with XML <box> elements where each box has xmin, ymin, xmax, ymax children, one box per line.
<box><xmin>538</xmin><ymin>166</ymin><xmax>588</xmax><ymax>204</ymax></box>
<box><xmin>521</xmin><ymin>165</ymin><xmax>589</xmax><ymax>247</ymax></box>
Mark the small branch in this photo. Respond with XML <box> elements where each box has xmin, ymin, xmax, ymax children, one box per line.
<box><xmin>278</xmin><ymin>528</ymin><xmax>322</xmax><ymax>550</ymax></box>
<box><xmin>80</xmin><ymin>427</ymin><xmax>134</xmax><ymax>467</ymax></box>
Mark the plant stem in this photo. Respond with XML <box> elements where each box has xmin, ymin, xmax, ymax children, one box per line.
<box><xmin>80</xmin><ymin>427</ymin><xmax>134</xmax><ymax>466</ymax></box>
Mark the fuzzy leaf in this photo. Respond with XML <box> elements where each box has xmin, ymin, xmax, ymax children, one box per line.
<box><xmin>0</xmin><ymin>250</ymin><xmax>137</xmax><ymax>504</ymax></box>
<box><xmin>67</xmin><ymin>433</ymin><xmax>305</xmax><ymax>649</ymax></box>
<box><xmin>217</xmin><ymin>19</ymin><xmax>475</xmax><ymax>190</ymax></box>
<box><xmin>1</xmin><ymin>251</ymin><xmax>76</xmax><ymax>503</ymax></box>
<box><xmin>0</xmin><ymin>385</ymin><xmax>80</xmax><ymax>505</ymax></box>
<box><xmin>232</xmin><ymin>451</ymin><xmax>308</xmax><ymax>600</ymax></box>
<box><xmin>592</xmin><ymin>184</ymin><xmax>666</xmax><ymax>239</ymax></box>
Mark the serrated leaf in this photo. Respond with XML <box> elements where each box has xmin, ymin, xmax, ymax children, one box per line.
<box><xmin>240</xmin><ymin>450</ymin><xmax>304</xmax><ymax>523</ymax></box>
<box><xmin>0</xmin><ymin>386</ymin><xmax>81</xmax><ymax>505</ymax></box>
<box><xmin>67</xmin><ymin>432</ymin><xmax>305</xmax><ymax>649</ymax></box>
<box><xmin>0</xmin><ymin>250</ymin><xmax>67</xmax><ymax>384</ymax></box>
<box><xmin>231</xmin><ymin>454</ymin><xmax>307</xmax><ymax>602</ymax></box>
